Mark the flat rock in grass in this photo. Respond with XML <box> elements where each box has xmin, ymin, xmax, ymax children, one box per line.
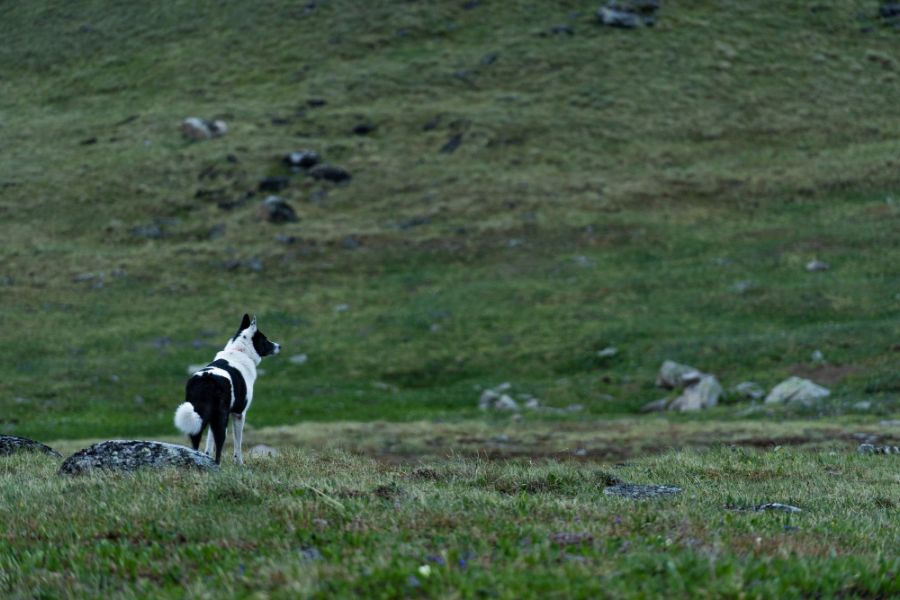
<box><xmin>247</xmin><ymin>444</ymin><xmax>280</xmax><ymax>458</ymax></box>
<box><xmin>858</xmin><ymin>443</ymin><xmax>900</xmax><ymax>455</ymax></box>
<box><xmin>603</xmin><ymin>484</ymin><xmax>682</xmax><ymax>500</ymax></box>
<box><xmin>59</xmin><ymin>440</ymin><xmax>218</xmax><ymax>475</ymax></box>
<box><xmin>764</xmin><ymin>376</ymin><xmax>830</xmax><ymax>407</ymax></box>
<box><xmin>597</xmin><ymin>7</ymin><xmax>642</xmax><ymax>28</ymax></box>
<box><xmin>640</xmin><ymin>397</ymin><xmax>670</xmax><ymax>412</ymax></box>
<box><xmin>0</xmin><ymin>435</ymin><xmax>61</xmax><ymax>458</ymax></box>
<box><xmin>308</xmin><ymin>164</ymin><xmax>351</xmax><ymax>183</ymax></box>
<box><xmin>669</xmin><ymin>375</ymin><xmax>722</xmax><ymax>412</ymax></box>
<box><xmin>755</xmin><ymin>503</ymin><xmax>802</xmax><ymax>513</ymax></box>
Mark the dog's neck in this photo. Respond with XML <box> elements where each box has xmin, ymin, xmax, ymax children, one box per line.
<box><xmin>222</xmin><ymin>338</ymin><xmax>261</xmax><ymax>367</ymax></box>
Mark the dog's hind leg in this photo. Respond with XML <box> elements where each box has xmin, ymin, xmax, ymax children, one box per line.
<box><xmin>190</xmin><ymin>431</ymin><xmax>203</xmax><ymax>451</ymax></box>
<box><xmin>232</xmin><ymin>413</ymin><xmax>245</xmax><ymax>465</ymax></box>
<box><xmin>204</xmin><ymin>430</ymin><xmax>214</xmax><ymax>456</ymax></box>
<box><xmin>210</xmin><ymin>414</ymin><xmax>228</xmax><ymax>465</ymax></box>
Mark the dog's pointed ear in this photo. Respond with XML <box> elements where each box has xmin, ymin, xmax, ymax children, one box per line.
<box><xmin>239</xmin><ymin>313</ymin><xmax>251</xmax><ymax>331</ymax></box>
<box><xmin>250</xmin><ymin>314</ymin><xmax>258</xmax><ymax>331</ymax></box>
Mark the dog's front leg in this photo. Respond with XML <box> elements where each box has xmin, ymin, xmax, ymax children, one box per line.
<box><xmin>233</xmin><ymin>413</ymin><xmax>245</xmax><ymax>465</ymax></box>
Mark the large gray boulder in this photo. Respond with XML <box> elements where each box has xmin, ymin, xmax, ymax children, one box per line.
<box><xmin>764</xmin><ymin>377</ymin><xmax>830</xmax><ymax>407</ymax></box>
<box><xmin>0</xmin><ymin>435</ymin><xmax>61</xmax><ymax>457</ymax></box>
<box><xmin>669</xmin><ymin>375</ymin><xmax>722</xmax><ymax>412</ymax></box>
<box><xmin>59</xmin><ymin>440</ymin><xmax>218</xmax><ymax>475</ymax></box>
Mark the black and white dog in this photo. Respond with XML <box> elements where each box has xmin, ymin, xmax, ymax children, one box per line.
<box><xmin>174</xmin><ymin>314</ymin><xmax>280</xmax><ymax>464</ymax></box>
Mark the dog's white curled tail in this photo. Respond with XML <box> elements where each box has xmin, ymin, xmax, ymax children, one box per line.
<box><xmin>174</xmin><ymin>402</ymin><xmax>202</xmax><ymax>435</ymax></box>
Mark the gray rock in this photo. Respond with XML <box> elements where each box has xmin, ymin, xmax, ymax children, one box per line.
<box><xmin>858</xmin><ymin>443</ymin><xmax>899</xmax><ymax>455</ymax></box>
<box><xmin>764</xmin><ymin>377</ymin><xmax>830</xmax><ymax>407</ymax></box>
<box><xmin>247</xmin><ymin>444</ymin><xmax>280</xmax><ymax>458</ymax></box>
<box><xmin>258</xmin><ymin>176</ymin><xmax>290</xmax><ymax>193</ymax></box>
<box><xmin>258</xmin><ymin>195</ymin><xmax>298</xmax><ymax>223</ymax></box>
<box><xmin>597</xmin><ymin>346</ymin><xmax>618</xmax><ymax>358</ymax></box>
<box><xmin>495</xmin><ymin>395</ymin><xmax>519</xmax><ymax>411</ymax></box>
<box><xmin>180</xmin><ymin>117</ymin><xmax>227</xmax><ymax>140</ymax></box>
<box><xmin>524</xmin><ymin>398</ymin><xmax>541</xmax><ymax>410</ymax></box>
<box><xmin>604</xmin><ymin>484</ymin><xmax>682</xmax><ymax>500</ymax></box>
<box><xmin>289</xmin><ymin>353</ymin><xmax>308</xmax><ymax>365</ymax></box>
<box><xmin>308</xmin><ymin>164</ymin><xmax>351</xmax><ymax>183</ymax></box>
<box><xmin>730</xmin><ymin>279</ymin><xmax>757</xmax><ymax>294</ymax></box>
<box><xmin>852</xmin><ymin>401</ymin><xmax>871</xmax><ymax>411</ymax></box>
<box><xmin>656</xmin><ymin>360</ymin><xmax>701</xmax><ymax>389</ymax></box>
<box><xmin>479</xmin><ymin>389</ymin><xmax>499</xmax><ymax>410</ymax></box>
<box><xmin>755</xmin><ymin>503</ymin><xmax>802</xmax><ymax>513</ymax></box>
<box><xmin>565</xmin><ymin>403</ymin><xmax>584</xmax><ymax>413</ymax></box>
<box><xmin>669</xmin><ymin>375</ymin><xmax>722</xmax><ymax>412</ymax></box>
<box><xmin>59</xmin><ymin>440</ymin><xmax>218</xmax><ymax>475</ymax></box>
<box><xmin>805</xmin><ymin>259</ymin><xmax>830</xmax><ymax>272</ymax></box>
<box><xmin>597</xmin><ymin>7</ymin><xmax>642</xmax><ymax>28</ymax></box>
<box><xmin>811</xmin><ymin>349</ymin><xmax>825</xmax><ymax>363</ymax></box>
<box><xmin>640</xmin><ymin>398</ymin><xmax>670</xmax><ymax>412</ymax></box>
<box><xmin>0</xmin><ymin>435</ymin><xmax>61</xmax><ymax>458</ymax></box>
<box><xmin>284</xmin><ymin>150</ymin><xmax>321</xmax><ymax>169</ymax></box>
<box><xmin>732</xmin><ymin>381</ymin><xmax>765</xmax><ymax>401</ymax></box>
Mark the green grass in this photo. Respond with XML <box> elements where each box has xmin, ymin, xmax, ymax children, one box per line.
<box><xmin>1</xmin><ymin>447</ymin><xmax>898</xmax><ymax>599</ymax></box>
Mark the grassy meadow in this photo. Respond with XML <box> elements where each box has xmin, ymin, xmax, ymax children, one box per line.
<box><xmin>1</xmin><ymin>0</ymin><xmax>898</xmax><ymax>597</ymax></box>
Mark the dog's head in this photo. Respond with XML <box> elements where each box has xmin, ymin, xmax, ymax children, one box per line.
<box><xmin>233</xmin><ymin>313</ymin><xmax>281</xmax><ymax>358</ymax></box>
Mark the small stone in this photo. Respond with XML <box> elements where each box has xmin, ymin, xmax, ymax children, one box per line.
<box><xmin>597</xmin><ymin>346</ymin><xmax>618</xmax><ymax>358</ymax></box>
<box><xmin>811</xmin><ymin>349</ymin><xmax>825</xmax><ymax>362</ymax></box>
<box><xmin>0</xmin><ymin>435</ymin><xmax>61</xmax><ymax>457</ymax></box>
<box><xmin>283</xmin><ymin>150</ymin><xmax>321</xmax><ymax>169</ymax></box>
<box><xmin>669</xmin><ymin>375</ymin><xmax>722</xmax><ymax>412</ymax></box>
<box><xmin>180</xmin><ymin>117</ymin><xmax>227</xmax><ymax>140</ymax></box>
<box><xmin>352</xmin><ymin>123</ymin><xmax>376</xmax><ymax>135</ymax></box>
<box><xmin>640</xmin><ymin>398</ymin><xmax>670</xmax><ymax>412</ymax></box>
<box><xmin>495</xmin><ymin>395</ymin><xmax>519</xmax><ymax>411</ymax></box>
<box><xmin>524</xmin><ymin>398</ymin><xmax>540</xmax><ymax>410</ymax></box>
<box><xmin>565</xmin><ymin>403</ymin><xmax>584</xmax><ymax>413</ymax></box>
<box><xmin>299</xmin><ymin>546</ymin><xmax>322</xmax><ymax>562</ymax></box>
<box><xmin>755</xmin><ymin>503</ymin><xmax>802</xmax><ymax>513</ymax></box>
<box><xmin>247</xmin><ymin>444</ymin><xmax>280</xmax><ymax>458</ymax></box>
<box><xmin>852</xmin><ymin>401</ymin><xmax>871</xmax><ymax>411</ymax></box>
<box><xmin>730</xmin><ymin>279</ymin><xmax>756</xmax><ymax>294</ymax></box>
<box><xmin>656</xmin><ymin>360</ymin><xmax>701</xmax><ymax>389</ymax></box>
<box><xmin>258</xmin><ymin>195</ymin><xmax>298</xmax><ymax>223</ymax></box>
<box><xmin>764</xmin><ymin>377</ymin><xmax>830</xmax><ymax>407</ymax></box>
<box><xmin>495</xmin><ymin>382</ymin><xmax>512</xmax><ymax>392</ymax></box>
<box><xmin>732</xmin><ymin>381</ymin><xmax>765</xmax><ymax>401</ymax></box>
<box><xmin>258</xmin><ymin>176</ymin><xmax>290</xmax><ymax>192</ymax></box>
<box><xmin>805</xmin><ymin>259</ymin><xmax>830</xmax><ymax>272</ymax></box>
<box><xmin>334</xmin><ymin>303</ymin><xmax>349</xmax><ymax>313</ymax></box>
<box><xmin>289</xmin><ymin>353</ymin><xmax>308</xmax><ymax>365</ymax></box>
<box><xmin>603</xmin><ymin>484</ymin><xmax>682</xmax><ymax>500</ymax></box>
<box><xmin>479</xmin><ymin>389</ymin><xmax>499</xmax><ymax>410</ymax></box>
<box><xmin>597</xmin><ymin>7</ymin><xmax>642</xmax><ymax>28</ymax></box>
<box><xmin>574</xmin><ymin>448</ymin><xmax>588</xmax><ymax>457</ymax></box>
<box><xmin>308</xmin><ymin>164</ymin><xmax>351</xmax><ymax>183</ymax></box>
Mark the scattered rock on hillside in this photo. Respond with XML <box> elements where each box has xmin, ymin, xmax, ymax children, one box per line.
<box><xmin>289</xmin><ymin>353</ymin><xmax>308</xmax><ymax>365</ymax></box>
<box><xmin>283</xmin><ymin>150</ymin><xmax>321</xmax><ymax>170</ymax></box>
<box><xmin>755</xmin><ymin>502</ymin><xmax>802</xmax><ymax>513</ymax></box>
<box><xmin>604</xmin><ymin>484</ymin><xmax>681</xmax><ymax>500</ymax></box>
<box><xmin>669</xmin><ymin>375</ymin><xmax>722</xmax><ymax>412</ymax></box>
<box><xmin>764</xmin><ymin>376</ymin><xmax>830</xmax><ymax>407</ymax></box>
<box><xmin>258</xmin><ymin>195</ymin><xmax>298</xmax><ymax>223</ymax></box>
<box><xmin>640</xmin><ymin>398</ymin><xmax>670</xmax><ymax>412</ymax></box>
<box><xmin>495</xmin><ymin>395</ymin><xmax>519</xmax><ymax>411</ymax></box>
<box><xmin>880</xmin><ymin>3</ymin><xmax>900</xmax><ymax>19</ymax></box>
<box><xmin>656</xmin><ymin>360</ymin><xmax>701</xmax><ymax>389</ymax></box>
<box><xmin>247</xmin><ymin>444</ymin><xmax>280</xmax><ymax>458</ymax></box>
<box><xmin>308</xmin><ymin>164</ymin><xmax>352</xmax><ymax>183</ymax></box>
<box><xmin>0</xmin><ymin>435</ymin><xmax>61</xmax><ymax>458</ymax></box>
<box><xmin>858</xmin><ymin>443</ymin><xmax>899</xmax><ymax>455</ymax></box>
<box><xmin>352</xmin><ymin>123</ymin><xmax>376</xmax><ymax>135</ymax></box>
<box><xmin>180</xmin><ymin>117</ymin><xmax>227</xmax><ymax>140</ymax></box>
<box><xmin>596</xmin><ymin>1</ymin><xmax>659</xmax><ymax>29</ymax></box>
<box><xmin>731</xmin><ymin>381</ymin><xmax>765</xmax><ymax>401</ymax></box>
<box><xmin>597</xmin><ymin>346</ymin><xmax>619</xmax><ymax>358</ymax></box>
<box><xmin>59</xmin><ymin>440</ymin><xmax>218</xmax><ymax>475</ymax></box>
<box><xmin>258</xmin><ymin>176</ymin><xmax>290</xmax><ymax>192</ymax></box>
<box><xmin>805</xmin><ymin>259</ymin><xmax>830</xmax><ymax>272</ymax></box>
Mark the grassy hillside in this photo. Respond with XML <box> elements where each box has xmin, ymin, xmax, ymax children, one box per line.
<box><xmin>1</xmin><ymin>0</ymin><xmax>899</xmax><ymax>439</ymax></box>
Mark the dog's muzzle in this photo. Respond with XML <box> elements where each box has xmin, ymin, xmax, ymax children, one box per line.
<box><xmin>273</xmin><ymin>343</ymin><xmax>281</xmax><ymax>355</ymax></box>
